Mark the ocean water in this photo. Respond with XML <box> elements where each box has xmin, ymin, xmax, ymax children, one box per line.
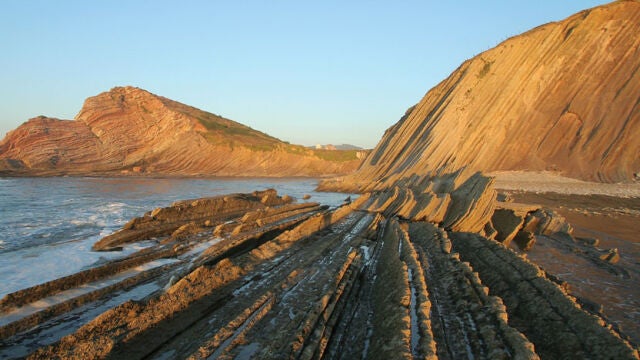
<box><xmin>0</xmin><ymin>177</ymin><xmax>353</xmax><ymax>298</ymax></box>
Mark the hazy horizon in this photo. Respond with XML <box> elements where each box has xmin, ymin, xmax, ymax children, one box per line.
<box><xmin>0</xmin><ymin>0</ymin><xmax>608</xmax><ymax>148</ymax></box>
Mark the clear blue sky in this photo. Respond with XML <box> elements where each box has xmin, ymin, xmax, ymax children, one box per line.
<box><xmin>0</xmin><ymin>0</ymin><xmax>608</xmax><ymax>148</ymax></box>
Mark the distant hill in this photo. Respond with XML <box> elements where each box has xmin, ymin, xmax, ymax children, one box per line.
<box><xmin>0</xmin><ymin>86</ymin><xmax>363</xmax><ymax>177</ymax></box>
<box><xmin>312</xmin><ymin>144</ymin><xmax>364</xmax><ymax>151</ymax></box>
<box><xmin>321</xmin><ymin>0</ymin><xmax>640</xmax><ymax>192</ymax></box>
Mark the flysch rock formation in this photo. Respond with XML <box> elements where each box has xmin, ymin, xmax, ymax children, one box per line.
<box><xmin>319</xmin><ymin>0</ymin><xmax>640</xmax><ymax>193</ymax></box>
<box><xmin>2</xmin><ymin>1</ymin><xmax>639</xmax><ymax>359</ymax></box>
<box><xmin>0</xmin><ymin>86</ymin><xmax>364</xmax><ymax>177</ymax></box>
<box><xmin>1</xmin><ymin>179</ymin><xmax>637</xmax><ymax>359</ymax></box>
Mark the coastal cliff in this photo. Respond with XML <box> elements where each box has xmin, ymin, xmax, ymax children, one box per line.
<box><xmin>0</xmin><ymin>86</ymin><xmax>365</xmax><ymax>177</ymax></box>
<box><xmin>1</xmin><ymin>2</ymin><xmax>640</xmax><ymax>359</ymax></box>
<box><xmin>321</xmin><ymin>0</ymin><xmax>640</xmax><ymax>192</ymax></box>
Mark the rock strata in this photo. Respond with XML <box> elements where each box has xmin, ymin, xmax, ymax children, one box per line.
<box><xmin>320</xmin><ymin>0</ymin><xmax>640</xmax><ymax>191</ymax></box>
<box><xmin>451</xmin><ymin>231</ymin><xmax>635</xmax><ymax>359</ymax></box>
<box><xmin>92</xmin><ymin>189</ymin><xmax>291</xmax><ymax>251</ymax></box>
<box><xmin>2</xmin><ymin>1</ymin><xmax>640</xmax><ymax>359</ymax></box>
<box><xmin>0</xmin><ymin>180</ymin><xmax>637</xmax><ymax>359</ymax></box>
<box><xmin>0</xmin><ymin>87</ymin><xmax>362</xmax><ymax>177</ymax></box>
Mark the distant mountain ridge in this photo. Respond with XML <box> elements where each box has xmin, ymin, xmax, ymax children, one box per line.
<box><xmin>0</xmin><ymin>86</ymin><xmax>362</xmax><ymax>177</ymax></box>
<box><xmin>312</xmin><ymin>144</ymin><xmax>364</xmax><ymax>151</ymax></box>
<box><xmin>320</xmin><ymin>0</ymin><xmax>640</xmax><ymax>192</ymax></box>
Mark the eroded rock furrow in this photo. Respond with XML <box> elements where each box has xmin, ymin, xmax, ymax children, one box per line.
<box><xmin>92</xmin><ymin>189</ymin><xmax>292</xmax><ymax>251</ymax></box>
<box><xmin>451</xmin><ymin>231</ymin><xmax>638</xmax><ymax>360</ymax></box>
<box><xmin>0</xmin><ymin>266</ymin><xmax>175</xmax><ymax>360</ymax></box>
<box><xmin>0</xmin><ymin>247</ymin><xmax>175</xmax><ymax>313</ymax></box>
<box><xmin>144</xmin><ymin>211</ymin><xmax>372</xmax><ymax>360</ymax></box>
<box><xmin>184</xmin><ymin>292</ymin><xmax>277</xmax><ymax>360</ymax></box>
<box><xmin>3</xmin><ymin>176</ymin><xmax>638</xmax><ymax>360</ymax></box>
<box><xmin>19</xmin><ymin>192</ymin><xmax>364</xmax><ymax>359</ymax></box>
<box><xmin>218</xmin><ymin>212</ymin><xmax>374</xmax><ymax>359</ymax></box>
<box><xmin>366</xmin><ymin>218</ymin><xmax>412</xmax><ymax>360</ymax></box>
<box><xmin>397</xmin><ymin>221</ymin><xmax>437</xmax><ymax>359</ymax></box>
<box><xmin>1</xmin><ymin>193</ymin><xmax>324</xmax><ymax>358</ymax></box>
<box><xmin>409</xmin><ymin>222</ymin><xmax>537</xmax><ymax>360</ymax></box>
<box><xmin>0</xmin><ymin>260</ymin><xmax>178</xmax><ymax>341</ymax></box>
<box><xmin>320</xmin><ymin>214</ymin><xmax>384</xmax><ymax>360</ymax></box>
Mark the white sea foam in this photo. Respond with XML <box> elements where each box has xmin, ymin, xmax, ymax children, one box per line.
<box><xmin>0</xmin><ymin>177</ymin><xmax>356</xmax><ymax>299</ymax></box>
<box><xmin>0</xmin><ymin>236</ymin><xmax>148</xmax><ymax>299</ymax></box>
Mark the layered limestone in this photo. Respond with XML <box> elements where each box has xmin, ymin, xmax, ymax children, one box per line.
<box><xmin>2</xmin><ymin>2</ymin><xmax>640</xmax><ymax>359</ymax></box>
<box><xmin>0</xmin><ymin>87</ymin><xmax>362</xmax><ymax>177</ymax></box>
<box><xmin>451</xmin><ymin>231</ymin><xmax>637</xmax><ymax>359</ymax></box>
<box><xmin>320</xmin><ymin>0</ymin><xmax>640</xmax><ymax>192</ymax></box>
<box><xmin>3</xmin><ymin>185</ymin><xmax>635</xmax><ymax>359</ymax></box>
<box><xmin>356</xmin><ymin>171</ymin><xmax>496</xmax><ymax>233</ymax></box>
<box><xmin>92</xmin><ymin>189</ymin><xmax>291</xmax><ymax>251</ymax></box>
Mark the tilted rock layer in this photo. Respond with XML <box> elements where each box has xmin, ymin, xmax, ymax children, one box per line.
<box><xmin>2</xmin><ymin>183</ymin><xmax>637</xmax><ymax>359</ymax></box>
<box><xmin>0</xmin><ymin>86</ymin><xmax>363</xmax><ymax>177</ymax></box>
<box><xmin>322</xmin><ymin>0</ymin><xmax>640</xmax><ymax>192</ymax></box>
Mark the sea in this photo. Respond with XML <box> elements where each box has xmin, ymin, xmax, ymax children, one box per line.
<box><xmin>0</xmin><ymin>177</ymin><xmax>353</xmax><ymax>298</ymax></box>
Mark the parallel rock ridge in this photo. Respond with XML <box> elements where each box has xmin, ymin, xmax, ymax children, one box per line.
<box><xmin>321</xmin><ymin>0</ymin><xmax>640</xmax><ymax>192</ymax></box>
<box><xmin>1</xmin><ymin>1</ymin><xmax>639</xmax><ymax>359</ymax></box>
<box><xmin>0</xmin><ymin>86</ymin><xmax>364</xmax><ymax>177</ymax></box>
<box><xmin>1</xmin><ymin>180</ymin><xmax>637</xmax><ymax>359</ymax></box>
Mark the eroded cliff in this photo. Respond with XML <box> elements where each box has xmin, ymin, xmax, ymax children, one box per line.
<box><xmin>0</xmin><ymin>87</ymin><xmax>364</xmax><ymax>177</ymax></box>
<box><xmin>321</xmin><ymin>0</ymin><xmax>640</xmax><ymax>192</ymax></box>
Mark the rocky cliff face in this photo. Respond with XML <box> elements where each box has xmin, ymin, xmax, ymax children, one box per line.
<box><xmin>322</xmin><ymin>0</ymin><xmax>640</xmax><ymax>192</ymax></box>
<box><xmin>0</xmin><ymin>86</ymin><xmax>361</xmax><ymax>177</ymax></box>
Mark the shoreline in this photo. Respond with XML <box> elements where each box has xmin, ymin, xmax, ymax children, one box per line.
<box><xmin>4</xmin><ymin>170</ymin><xmax>640</xmax><ymax>196</ymax></box>
<box><xmin>0</xmin><ymin>173</ymin><xmax>337</xmax><ymax>181</ymax></box>
<box><xmin>490</xmin><ymin>171</ymin><xmax>640</xmax><ymax>198</ymax></box>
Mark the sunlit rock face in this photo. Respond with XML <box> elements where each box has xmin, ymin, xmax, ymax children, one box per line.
<box><xmin>0</xmin><ymin>86</ymin><xmax>362</xmax><ymax>177</ymax></box>
<box><xmin>1</xmin><ymin>2</ymin><xmax>640</xmax><ymax>359</ymax></box>
<box><xmin>321</xmin><ymin>0</ymin><xmax>640</xmax><ymax>193</ymax></box>
<box><xmin>2</xmin><ymin>185</ymin><xmax>637</xmax><ymax>359</ymax></box>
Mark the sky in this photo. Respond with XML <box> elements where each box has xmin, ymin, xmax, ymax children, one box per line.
<box><xmin>0</xmin><ymin>0</ymin><xmax>608</xmax><ymax>149</ymax></box>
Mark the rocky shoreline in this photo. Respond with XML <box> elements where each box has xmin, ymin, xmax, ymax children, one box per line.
<box><xmin>1</xmin><ymin>1</ymin><xmax>639</xmax><ymax>356</ymax></box>
<box><xmin>0</xmin><ymin>173</ymin><xmax>637</xmax><ymax>359</ymax></box>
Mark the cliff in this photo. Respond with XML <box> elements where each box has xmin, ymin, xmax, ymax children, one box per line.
<box><xmin>321</xmin><ymin>0</ymin><xmax>640</xmax><ymax>192</ymax></box>
<box><xmin>0</xmin><ymin>86</ymin><xmax>363</xmax><ymax>177</ymax></box>
<box><xmin>2</xmin><ymin>3</ymin><xmax>640</xmax><ymax>358</ymax></box>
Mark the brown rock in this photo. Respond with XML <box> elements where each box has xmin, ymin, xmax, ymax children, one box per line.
<box><xmin>443</xmin><ymin>172</ymin><xmax>496</xmax><ymax>233</ymax></box>
<box><xmin>92</xmin><ymin>189</ymin><xmax>289</xmax><ymax>250</ymax></box>
<box><xmin>358</xmin><ymin>171</ymin><xmax>495</xmax><ymax>232</ymax></box>
<box><xmin>577</xmin><ymin>236</ymin><xmax>600</xmax><ymax>247</ymax></box>
<box><xmin>320</xmin><ymin>0</ymin><xmax>640</xmax><ymax>191</ymax></box>
<box><xmin>523</xmin><ymin>209</ymin><xmax>573</xmax><ymax>236</ymax></box>
<box><xmin>483</xmin><ymin>222</ymin><xmax>498</xmax><ymax>240</ymax></box>
<box><xmin>600</xmin><ymin>249</ymin><xmax>620</xmax><ymax>264</ymax></box>
<box><xmin>0</xmin><ymin>87</ymin><xmax>362</xmax><ymax>177</ymax></box>
<box><xmin>513</xmin><ymin>230</ymin><xmax>536</xmax><ymax>251</ymax></box>
<box><xmin>491</xmin><ymin>209</ymin><xmax>525</xmax><ymax>246</ymax></box>
<box><xmin>410</xmin><ymin>191</ymin><xmax>451</xmax><ymax>223</ymax></box>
